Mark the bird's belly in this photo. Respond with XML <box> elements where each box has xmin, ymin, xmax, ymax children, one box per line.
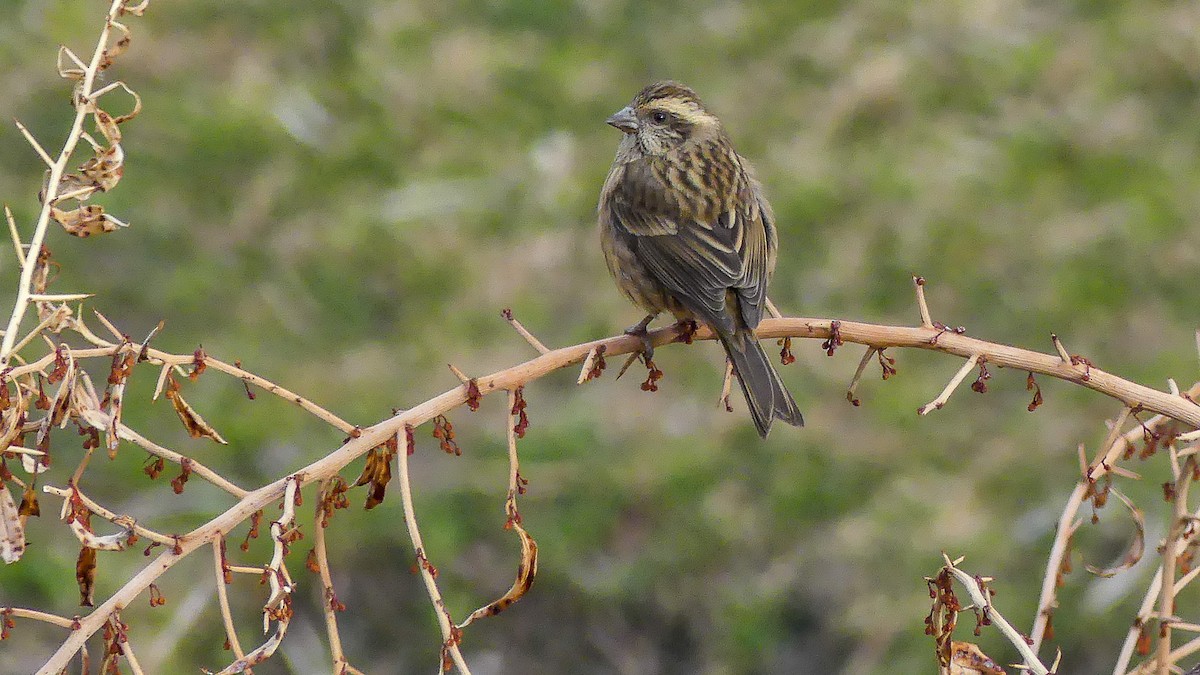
<box><xmin>600</xmin><ymin>224</ymin><xmax>692</xmax><ymax>320</ymax></box>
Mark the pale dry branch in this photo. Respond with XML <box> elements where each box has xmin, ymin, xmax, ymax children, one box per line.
<box><xmin>42</xmin><ymin>484</ymin><xmax>175</xmax><ymax>548</ymax></box>
<box><xmin>27</xmin><ymin>293</ymin><xmax>92</xmax><ymax>303</ymax></box>
<box><xmin>3</xmin><ymin>607</ymin><xmax>77</xmax><ymax>629</ymax></box>
<box><xmin>0</xmin><ymin>0</ymin><xmax>132</xmax><ymax>365</ymax></box>
<box><xmin>913</xmin><ymin>276</ymin><xmax>934</xmax><ymax>328</ymax></box>
<box><xmin>918</xmin><ymin>354</ymin><xmax>979</xmax><ymax>415</ymax></box>
<box><xmin>397</xmin><ymin>431</ymin><xmax>471</xmax><ymax>674</ymax></box>
<box><xmin>845</xmin><ymin>346</ymin><xmax>877</xmax><ymax>406</ymax></box>
<box><xmin>577</xmin><ymin>346</ymin><xmax>603</xmax><ymax>384</ymax></box>
<box><xmin>13</xmin><ymin>119</ymin><xmax>54</xmax><ymax>168</ymax></box>
<box><xmin>1156</xmin><ymin>457</ymin><xmax>1196</xmax><ymax>675</ymax></box>
<box><xmin>31</xmin><ymin>312</ymin><xmax>1200</xmax><ymax>672</ymax></box>
<box><xmin>211</xmin><ymin>537</ymin><xmax>249</xmax><ymax>668</ymax></box>
<box><xmin>4</xmin><ymin>205</ymin><xmax>24</xmax><ymax>270</ymax></box>
<box><xmin>119</xmin><ymin>630</ymin><xmax>148</xmax><ymax>675</ymax></box>
<box><xmin>942</xmin><ymin>555</ymin><xmax>1050</xmax><ymax>675</ymax></box>
<box><xmin>72</xmin><ymin>313</ymin><xmax>358</xmax><ymax>434</ymax></box>
<box><xmin>502</xmin><ymin>308</ymin><xmax>550</xmax><ymax>355</ymax></box>
<box><xmin>312</xmin><ymin>479</ymin><xmax>359</xmax><ymax>675</ymax></box>
<box><xmin>447</xmin><ymin>363</ymin><xmax>470</xmax><ymax>384</ymax></box>
<box><xmin>1116</xmin><ymin>495</ymin><xmax>1200</xmax><ymax>675</ymax></box>
<box><xmin>114</xmin><ymin>424</ymin><xmax>248</xmax><ymax>498</ymax></box>
<box><xmin>1031</xmin><ymin>405</ymin><xmax>1140</xmax><ymax>653</ymax></box>
<box><xmin>458</xmin><ymin>389</ymin><xmax>537</xmax><ymax>629</ymax></box>
<box><xmin>1052</xmin><ymin>334</ymin><xmax>1072</xmax><ymax>364</ymax></box>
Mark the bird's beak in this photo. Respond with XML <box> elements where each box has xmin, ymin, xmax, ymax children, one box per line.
<box><xmin>606</xmin><ymin>106</ymin><xmax>637</xmax><ymax>134</ymax></box>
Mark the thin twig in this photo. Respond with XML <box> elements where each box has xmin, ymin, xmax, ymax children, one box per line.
<box><xmin>765</xmin><ymin>297</ymin><xmax>783</xmax><ymax>320</ymax></box>
<box><xmin>913</xmin><ymin>276</ymin><xmax>933</xmax><ymax>328</ymax></box>
<box><xmin>119</xmin><ymin>630</ymin><xmax>147</xmax><ymax>675</ymax></box>
<box><xmin>4</xmin><ymin>205</ymin><xmax>24</xmax><ymax>270</ymax></box>
<box><xmin>1156</xmin><ymin>457</ymin><xmax>1195</xmax><ymax>674</ymax></box>
<box><xmin>211</xmin><ymin>537</ymin><xmax>249</xmax><ymax>668</ymax></box>
<box><xmin>397</xmin><ymin>431</ymin><xmax>471</xmax><ymax>674</ymax></box>
<box><xmin>12</xmin><ymin>119</ymin><xmax>54</xmax><ymax>168</ymax></box>
<box><xmin>115</xmin><ymin>424</ymin><xmax>248</xmax><ymax>498</ymax></box>
<box><xmin>846</xmin><ymin>346</ymin><xmax>877</xmax><ymax>406</ymax></box>
<box><xmin>1052</xmin><ymin>334</ymin><xmax>1072</xmax><ymax>364</ymax></box>
<box><xmin>502</xmin><ymin>309</ymin><xmax>550</xmax><ymax>355</ymax></box>
<box><xmin>917</xmin><ymin>354</ymin><xmax>979</xmax><ymax>415</ymax></box>
<box><xmin>312</xmin><ymin>480</ymin><xmax>358</xmax><ymax>675</ymax></box>
<box><xmin>42</xmin><ymin>485</ymin><xmax>176</xmax><ymax>547</ymax></box>
<box><xmin>4</xmin><ymin>607</ymin><xmax>77</xmax><ymax>629</ymax></box>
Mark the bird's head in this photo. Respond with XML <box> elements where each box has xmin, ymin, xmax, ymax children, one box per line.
<box><xmin>607</xmin><ymin>81</ymin><xmax>721</xmax><ymax>156</ymax></box>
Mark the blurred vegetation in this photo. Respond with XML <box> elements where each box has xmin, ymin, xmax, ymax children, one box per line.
<box><xmin>1</xmin><ymin>1</ymin><xmax>1198</xmax><ymax>673</ymax></box>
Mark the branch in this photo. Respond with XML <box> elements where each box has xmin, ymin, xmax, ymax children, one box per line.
<box><xmin>35</xmin><ymin>312</ymin><xmax>1200</xmax><ymax>671</ymax></box>
<box><xmin>0</xmin><ymin>0</ymin><xmax>130</xmax><ymax>364</ymax></box>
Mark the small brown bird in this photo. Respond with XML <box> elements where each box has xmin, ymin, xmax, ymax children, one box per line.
<box><xmin>598</xmin><ymin>81</ymin><xmax>804</xmax><ymax>437</ymax></box>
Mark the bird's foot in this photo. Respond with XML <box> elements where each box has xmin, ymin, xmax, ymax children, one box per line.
<box><xmin>624</xmin><ymin>315</ymin><xmax>656</xmax><ymax>363</ymax></box>
<box><xmin>674</xmin><ymin>319</ymin><xmax>699</xmax><ymax>344</ymax></box>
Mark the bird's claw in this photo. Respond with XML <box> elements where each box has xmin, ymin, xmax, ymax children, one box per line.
<box><xmin>624</xmin><ymin>315</ymin><xmax>656</xmax><ymax>363</ymax></box>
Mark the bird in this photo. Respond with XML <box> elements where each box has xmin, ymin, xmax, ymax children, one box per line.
<box><xmin>597</xmin><ymin>80</ymin><xmax>804</xmax><ymax>438</ymax></box>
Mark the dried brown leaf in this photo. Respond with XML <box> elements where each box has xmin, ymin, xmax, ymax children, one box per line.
<box><xmin>164</xmin><ymin>375</ymin><xmax>227</xmax><ymax>445</ymax></box>
<box><xmin>457</xmin><ymin>521</ymin><xmax>538</xmax><ymax>628</ymax></box>
<box><xmin>354</xmin><ymin>438</ymin><xmax>397</xmax><ymax>510</ymax></box>
<box><xmin>949</xmin><ymin>641</ymin><xmax>1005</xmax><ymax>674</ymax></box>
<box><xmin>76</xmin><ymin>546</ymin><xmax>97</xmax><ymax>606</ymax></box>
<box><xmin>77</xmin><ymin>143</ymin><xmax>124</xmax><ymax>192</ymax></box>
<box><xmin>18</xmin><ymin>485</ymin><xmax>39</xmax><ymax>519</ymax></box>
<box><xmin>50</xmin><ymin>204</ymin><xmax>123</xmax><ymax>238</ymax></box>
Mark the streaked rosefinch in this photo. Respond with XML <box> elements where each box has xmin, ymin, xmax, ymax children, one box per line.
<box><xmin>598</xmin><ymin>81</ymin><xmax>803</xmax><ymax>438</ymax></box>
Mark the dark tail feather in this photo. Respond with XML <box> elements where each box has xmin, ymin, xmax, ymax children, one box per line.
<box><xmin>722</xmin><ymin>330</ymin><xmax>804</xmax><ymax>438</ymax></box>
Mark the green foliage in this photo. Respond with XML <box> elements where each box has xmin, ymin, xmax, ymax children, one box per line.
<box><xmin>1</xmin><ymin>1</ymin><xmax>1197</xmax><ymax>672</ymax></box>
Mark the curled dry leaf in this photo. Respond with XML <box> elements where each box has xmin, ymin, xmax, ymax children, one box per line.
<box><xmin>164</xmin><ymin>375</ymin><xmax>227</xmax><ymax>445</ymax></box>
<box><xmin>949</xmin><ymin>641</ymin><xmax>1006</xmax><ymax>675</ymax></box>
<box><xmin>457</xmin><ymin>521</ymin><xmax>538</xmax><ymax>628</ymax></box>
<box><xmin>1084</xmin><ymin>488</ymin><xmax>1145</xmax><ymax>578</ymax></box>
<box><xmin>56</xmin><ymin>46</ymin><xmax>86</xmax><ymax>81</ymax></box>
<box><xmin>50</xmin><ymin>204</ymin><xmax>125</xmax><ymax>238</ymax></box>
<box><xmin>75</xmin><ymin>143</ymin><xmax>125</xmax><ymax>193</ymax></box>
<box><xmin>0</xmin><ymin>390</ymin><xmax>29</xmax><ymax>455</ymax></box>
<box><xmin>0</xmin><ymin>482</ymin><xmax>26</xmax><ymax>563</ymax></box>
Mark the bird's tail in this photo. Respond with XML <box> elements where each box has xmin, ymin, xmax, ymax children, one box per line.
<box><xmin>721</xmin><ymin>329</ymin><xmax>804</xmax><ymax>438</ymax></box>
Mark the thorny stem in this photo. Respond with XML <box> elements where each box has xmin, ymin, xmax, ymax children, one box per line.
<box><xmin>1156</xmin><ymin>456</ymin><xmax>1195</xmax><ymax>675</ymax></box>
<box><xmin>942</xmin><ymin>555</ymin><xmax>1050</xmax><ymax>675</ymax></box>
<box><xmin>33</xmin><ymin>315</ymin><xmax>1200</xmax><ymax>672</ymax></box>
<box><xmin>0</xmin><ymin>0</ymin><xmax>129</xmax><ymax>365</ymax></box>
<box><xmin>1030</xmin><ymin>406</ymin><xmax>1141</xmax><ymax>654</ymax></box>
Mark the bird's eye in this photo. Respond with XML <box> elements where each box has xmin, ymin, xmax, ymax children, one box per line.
<box><xmin>652</xmin><ymin>111</ymin><xmax>668</xmax><ymax>123</ymax></box>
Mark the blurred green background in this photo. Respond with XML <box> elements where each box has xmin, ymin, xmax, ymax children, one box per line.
<box><xmin>1</xmin><ymin>1</ymin><xmax>1198</xmax><ymax>673</ymax></box>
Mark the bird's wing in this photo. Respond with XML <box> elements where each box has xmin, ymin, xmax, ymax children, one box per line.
<box><xmin>606</xmin><ymin>159</ymin><xmax>748</xmax><ymax>334</ymax></box>
<box><xmin>735</xmin><ymin>173</ymin><xmax>774</xmax><ymax>329</ymax></box>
